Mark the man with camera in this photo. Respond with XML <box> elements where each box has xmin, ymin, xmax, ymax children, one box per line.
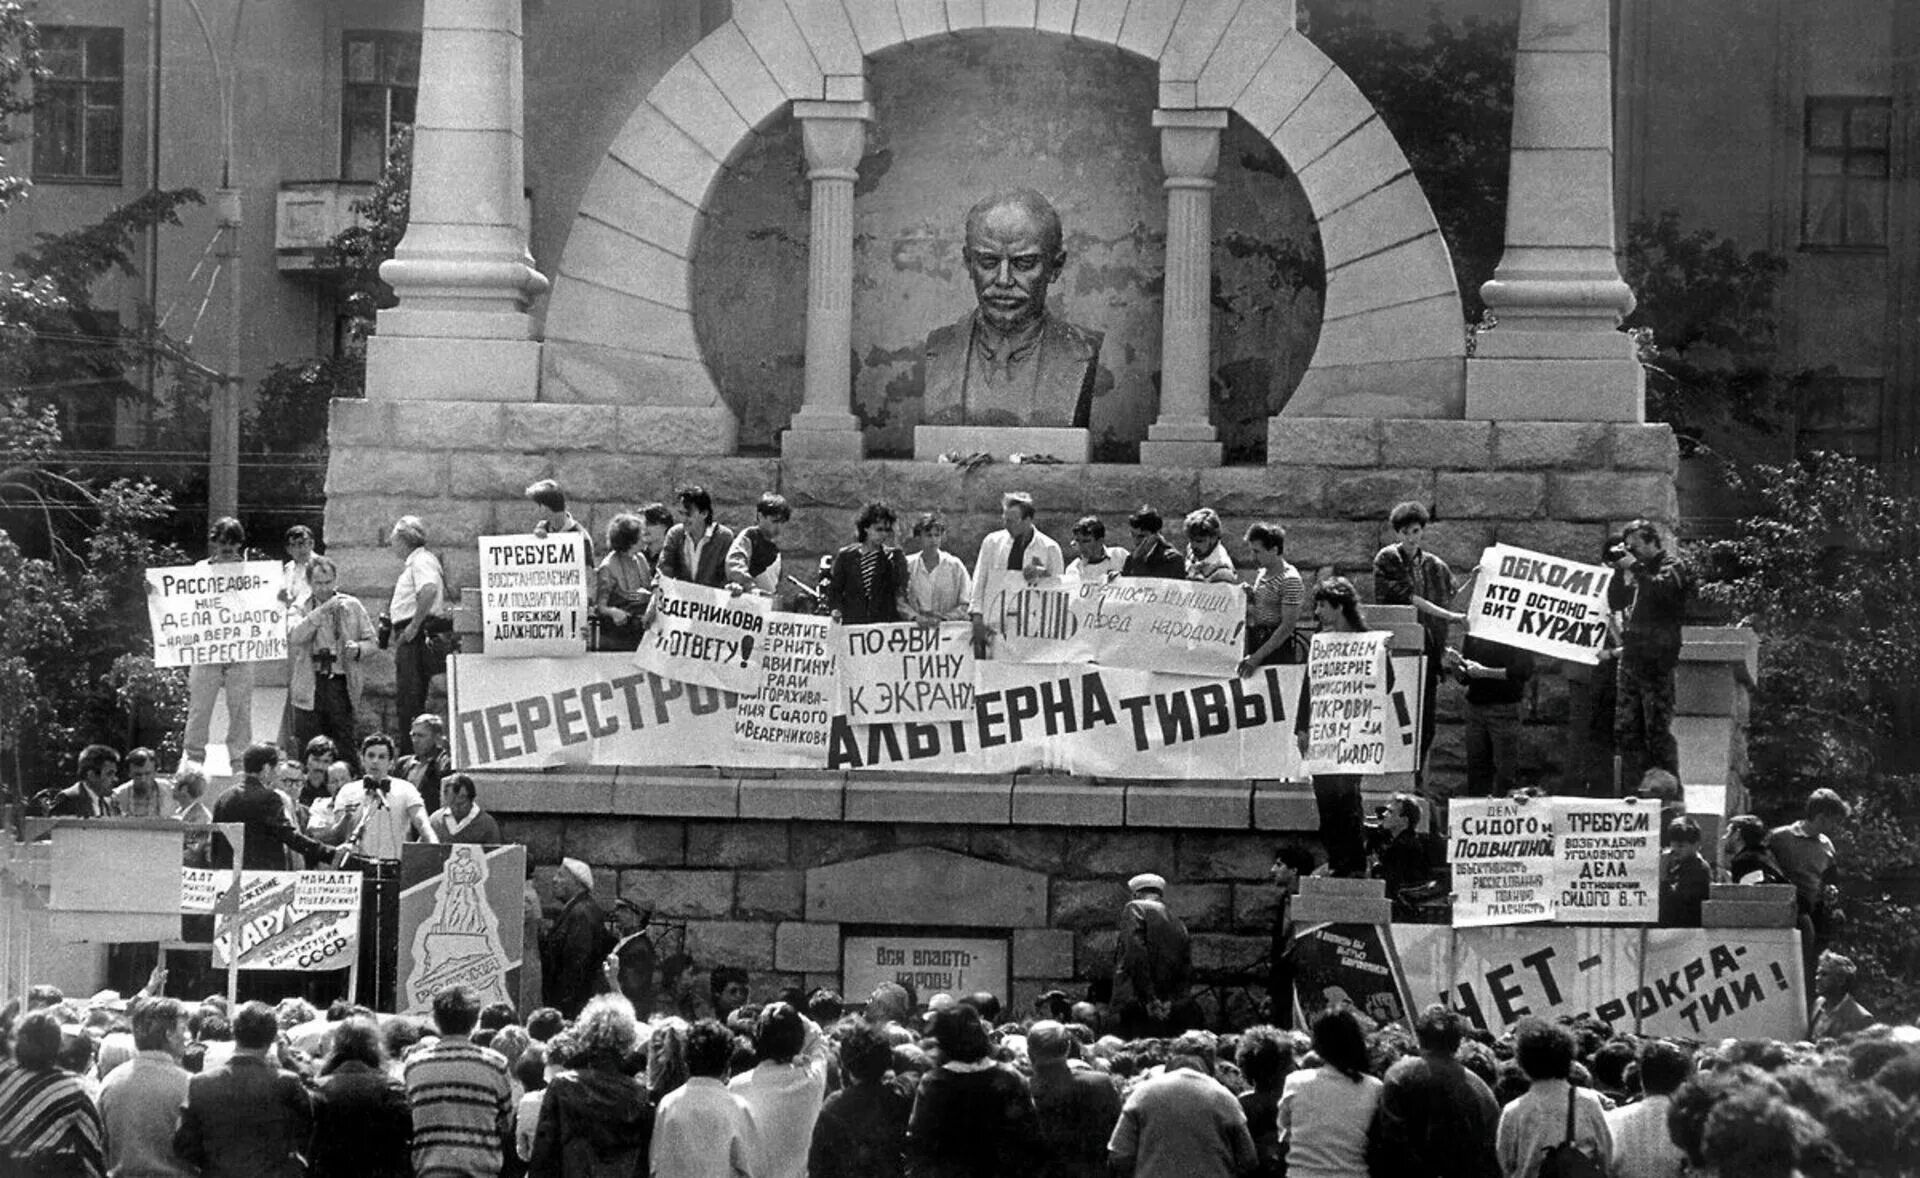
<box><xmin>286</xmin><ymin>555</ymin><xmax>377</xmax><ymax>768</ymax></box>
<box><xmin>1371</xmin><ymin>795</ymin><xmax>1438</xmax><ymax>921</ymax></box>
<box><xmin>1610</xmin><ymin>520</ymin><xmax>1689</xmax><ymax>793</ymax></box>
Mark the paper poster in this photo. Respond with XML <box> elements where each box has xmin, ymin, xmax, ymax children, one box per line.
<box><xmin>212</xmin><ymin>870</ymin><xmax>360</xmax><ymax>971</ymax></box>
<box><xmin>146</xmin><ymin>561</ymin><xmax>287</xmax><ymax>668</ymax></box>
<box><xmin>1450</xmin><ymin>797</ymin><xmax>1557</xmax><ymax>927</ymax></box>
<box><xmin>635</xmin><ymin>577</ymin><xmax>770</xmax><ymax>693</ymax></box>
<box><xmin>1291</xmin><ymin>923</ymin><xmax>1414</xmax><ymax>1030</ymax></box>
<box><xmin>978</xmin><ymin>573</ymin><xmax>1084</xmax><ymax>665</ymax></box>
<box><xmin>976</xmin><ymin>574</ymin><xmax>1245</xmax><ymax>678</ymax></box>
<box><xmin>397</xmin><ymin>843</ymin><xmax>527</xmax><ymax>1015</ymax></box>
<box><xmin>842</xmin><ymin>935</ymin><xmax>1009</xmax><ymax>1008</ymax></box>
<box><xmin>1466</xmin><ymin>544</ymin><xmax>1614</xmax><ymax>665</ymax></box>
<box><xmin>839</xmin><ymin>622</ymin><xmax>976</xmax><ymax>723</ymax></box>
<box><xmin>1553</xmin><ymin>799</ymin><xmax>1661</xmax><ymax>923</ymax></box>
<box><xmin>477</xmin><ymin>533</ymin><xmax>589</xmax><ymax>657</ymax></box>
<box><xmin>1303</xmin><ymin>631</ymin><xmax>1412</xmax><ymax>775</ymax></box>
<box><xmin>734</xmin><ymin>613</ymin><xmax>838</xmax><ymax>757</ymax></box>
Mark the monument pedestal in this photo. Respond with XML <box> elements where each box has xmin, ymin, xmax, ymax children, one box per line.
<box><xmin>1139</xmin><ymin>419</ymin><xmax>1223</xmax><ymax>466</ymax></box>
<box><xmin>782</xmin><ymin>410</ymin><xmax>866</xmax><ymax>459</ymax></box>
<box><xmin>365</xmin><ymin>336</ymin><xmax>542</xmax><ymax>402</ymax></box>
<box><xmin>914</xmin><ymin>426</ymin><xmax>1090</xmax><ymax>463</ymax></box>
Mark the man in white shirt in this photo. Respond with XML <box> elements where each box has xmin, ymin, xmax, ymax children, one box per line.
<box><xmin>969</xmin><ymin>491</ymin><xmax>1064</xmax><ymax>656</ymax></box>
<box><xmin>98</xmin><ymin>996</ymin><xmax>194</xmax><ymax>1178</ymax></box>
<box><xmin>1603</xmin><ymin>1039</ymin><xmax>1690</xmax><ymax>1178</ymax></box>
<box><xmin>652</xmin><ymin>1018</ymin><xmax>759</xmax><ymax>1178</ymax></box>
<box><xmin>318</xmin><ymin>732</ymin><xmax>438</xmax><ymax>862</ymax></box>
<box><xmin>729</xmin><ymin>1004</ymin><xmax>830</xmax><ymax>1178</ymax></box>
<box><xmin>1065</xmin><ymin>515</ymin><xmax>1128</xmax><ymax>580</ymax></box>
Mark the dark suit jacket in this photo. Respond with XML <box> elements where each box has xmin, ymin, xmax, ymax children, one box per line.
<box><xmin>47</xmin><ymin>781</ymin><xmax>118</xmax><ymax>817</ymax></box>
<box><xmin>1122</xmin><ymin>537</ymin><xmax>1186</xmax><ymax>580</ymax></box>
<box><xmin>311</xmin><ymin>1060</ymin><xmax>412</xmax><ymax>1178</ymax></box>
<box><xmin>211</xmin><ymin>780</ymin><xmax>335</xmax><ymax>871</ymax></box>
<box><xmin>542</xmin><ymin>891</ymin><xmax>610</xmax><ymax>1019</ymax></box>
<box><xmin>1112</xmin><ymin>897</ymin><xmax>1191</xmax><ymax>1007</ymax></box>
<box><xmin>174</xmin><ymin>1053</ymin><xmax>315</xmax><ymax>1178</ymax></box>
<box><xmin>656</xmin><ymin>522</ymin><xmax>736</xmax><ymax>588</ymax></box>
<box><xmin>826</xmin><ymin>543</ymin><xmax>911</xmax><ymax>625</ymax></box>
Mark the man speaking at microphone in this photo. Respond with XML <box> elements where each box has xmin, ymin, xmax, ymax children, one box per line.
<box><xmin>316</xmin><ymin>731</ymin><xmax>438</xmax><ymax>1008</ymax></box>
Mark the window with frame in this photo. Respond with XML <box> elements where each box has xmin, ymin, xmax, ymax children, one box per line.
<box><xmin>34</xmin><ymin>26</ymin><xmax>124</xmax><ymax>183</ymax></box>
<box><xmin>1802</xmin><ymin>97</ymin><xmax>1890</xmax><ymax>249</ymax></box>
<box><xmin>341</xmin><ymin>32</ymin><xmax>419</xmax><ymax>182</ymax></box>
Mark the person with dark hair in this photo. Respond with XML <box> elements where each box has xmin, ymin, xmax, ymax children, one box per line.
<box><xmin>1611</xmin><ymin>519</ymin><xmax>1688</xmax><ymax>792</ymax></box>
<box><xmin>1235</xmin><ymin>1026</ymin><xmax>1294</xmax><ymax>1178</ymax></box>
<box><xmin>607</xmin><ymin>899</ymin><xmax>659</xmax><ymax>1019</ymax></box>
<box><xmin>98</xmin><ymin>996</ymin><xmax>191</xmax><ymax>1178</ymax></box>
<box><xmin>214</xmin><ymin>742</ymin><xmax>343</xmax><ymax>871</ymax></box>
<box><xmin>1113</xmin><ymin>873</ymin><xmax>1193</xmax><ymax>1040</ymax></box>
<box><xmin>1305</xmin><ymin>578</ymin><xmax>1372</xmax><ymax>877</ymax></box>
<box><xmin>1266</xmin><ymin>847</ymin><xmax>1315</xmax><ymax>1029</ymax></box>
<box><xmin>1659</xmin><ymin>818</ymin><xmax>1711</xmax><ymax>928</ymax></box>
<box><xmin>174</xmin><ymin>1001</ymin><xmax>313</xmax><ymax>1178</ymax></box>
<box><xmin>529</xmin><ymin>994</ymin><xmax>654</xmax><ymax>1178</ymax></box>
<box><xmin>1183</xmin><ymin>508</ymin><xmax>1238</xmax><ymax>583</ymax></box>
<box><xmin>594</xmin><ymin>512</ymin><xmax>655</xmax><ymax>651</ymax></box>
<box><xmin>651</xmin><ymin>1018</ymin><xmax>757</xmax><ymax>1178</ymax></box>
<box><xmin>49</xmin><ymin>742</ymin><xmax>122</xmax><ymax>817</ymax></box>
<box><xmin>1107</xmin><ymin>1030</ymin><xmax>1255</xmax><ymax>1178</ymax></box>
<box><xmin>385</xmin><ymin>514</ymin><xmax>450</xmax><ymax>756</ymax></box>
<box><xmin>1602</xmin><ymin>1039</ymin><xmax>1689</xmax><ymax>1178</ymax></box>
<box><xmin>829</xmin><ymin>501</ymin><xmax>913</xmax><ymax>625</ymax></box>
<box><xmin>182</xmin><ymin>515</ymin><xmax>257</xmax><ymax>768</ymax></box>
<box><xmin>1699</xmin><ymin>1088</ymin><xmax>1828</xmax><ymax>1178</ymax></box>
<box><xmin>1367</xmin><ymin>1004</ymin><xmax>1501</xmax><ymax>1178</ymax></box>
<box><xmin>288</xmin><ymin>552</ymin><xmax>379</xmax><ymax>766</ymax></box>
<box><xmin>727</xmin><ymin>491</ymin><xmax>792</xmax><ymax>599</ymax></box>
<box><xmin>1240</xmin><ymin>523</ymin><xmax>1307</xmax><ymax>674</ymax></box>
<box><xmin>1723</xmin><ymin>815</ymin><xmax>1788</xmax><ymax>885</ymax></box>
<box><xmin>659</xmin><ymin>484</ymin><xmax>736</xmax><ymax>588</ymax></box>
<box><xmin>319</xmin><ymin>733</ymin><xmax>438</xmax><ymax>861</ymax></box>
<box><xmin>311</xmin><ymin>1015</ymin><xmax>411</xmax><ymax>1178</ymax></box>
<box><xmin>809</xmin><ymin>1019</ymin><xmax>914</xmax><ymax>1178</ymax></box>
<box><xmin>1372</xmin><ymin>500</ymin><xmax>1462</xmax><ymax>774</ymax></box>
<box><xmin>0</xmin><ymin>1009</ymin><xmax>106</xmax><ymax>1175</ymax></box>
<box><xmin>512</xmin><ymin>1044</ymin><xmax>549</xmax><ymax>1165</ymax></box>
<box><xmin>905</xmin><ymin>512</ymin><xmax>973</xmax><ymax>625</ymax></box>
<box><xmin>430</xmin><ymin>773</ymin><xmax>503</xmax><ymax>843</ymax></box>
<box><xmin>804</xmin><ymin>988</ymin><xmax>843</xmax><ymax>1026</ymax></box>
<box><xmin>282</xmin><ymin>523</ymin><xmax>318</xmax><ymax>605</ymax></box>
<box><xmin>729</xmin><ymin>1002</ymin><xmax>829</xmax><ymax>1178</ymax></box>
<box><xmin>958</xmin><ymin>992</ymin><xmax>1001</xmax><ymax>1024</ymax></box>
<box><xmin>405</xmin><ymin>985</ymin><xmax>512</xmax><ymax>1177</ymax></box>
<box><xmin>1808</xmin><ymin>951</ymin><xmax>1875</xmax><ymax>1040</ymax></box>
<box><xmin>527</xmin><ymin>478</ymin><xmax>597</xmax><ymax>566</ymax></box>
<box><xmin>113</xmin><ymin>746</ymin><xmax>175</xmax><ymax>818</ymax></box>
<box><xmin>637</xmin><ymin>503</ymin><xmax>675</xmax><ymax>571</ymax></box>
<box><xmin>1768</xmin><ymin>788</ymin><xmax>1851</xmax><ymax>967</ymax></box>
<box><xmin>1123</xmin><ymin>505</ymin><xmax>1187</xmax><ymax>579</ymax></box>
<box><xmin>300</xmin><ymin>735</ymin><xmax>341</xmax><ymax>805</ymax></box>
<box><xmin>970</xmin><ymin>491</ymin><xmax>1066</xmax><ymax>654</ymax></box>
<box><xmin>1375</xmin><ymin>794</ymin><xmax>1436</xmax><ymax>916</ymax></box>
<box><xmin>906</xmin><ymin>1004</ymin><xmax>1039</xmax><ymax>1178</ymax></box>
<box><xmin>1495</xmin><ymin>1018</ymin><xmax>1611</xmax><ymax>1178</ymax></box>
<box><xmin>1027</xmin><ymin>1019</ymin><xmax>1122</xmax><ymax>1178</ymax></box>
<box><xmin>525</xmin><ymin>1007</ymin><xmax>566</xmax><ymax>1043</ymax></box>
<box><xmin>1065</xmin><ymin>515</ymin><xmax>1128</xmax><ymax>579</ymax></box>
<box><xmin>1277</xmin><ymin>1007</ymin><xmax>1381</xmax><ymax>1178</ymax></box>
<box><xmin>710</xmin><ymin>965</ymin><xmax>751</xmax><ymax>1024</ymax></box>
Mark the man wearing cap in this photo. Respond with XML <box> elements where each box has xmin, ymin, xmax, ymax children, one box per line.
<box><xmin>1113</xmin><ymin>873</ymin><xmax>1192</xmax><ymax>1039</ymax></box>
<box><xmin>1809</xmin><ymin>951</ymin><xmax>1876</xmax><ymax>1040</ymax></box>
<box><xmin>541</xmin><ymin>858</ymin><xmax>613</xmax><ymax>1018</ymax></box>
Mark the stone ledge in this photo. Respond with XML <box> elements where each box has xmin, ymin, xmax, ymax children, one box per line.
<box><xmin>844</xmin><ymin>774</ymin><xmax>1012</xmax><ymax>825</ymax></box>
<box><xmin>1123</xmin><ymin>782</ymin><xmax>1249</xmax><ymax>829</ymax></box>
<box><xmin>471</xmin><ymin>769</ymin><xmax>615</xmax><ymax>814</ymax></box>
<box><xmin>609</xmin><ymin>769</ymin><xmax>739</xmax><ymax>818</ymax></box>
<box><xmin>1680</xmin><ymin>627</ymin><xmax>1758</xmax><ymax>685</ymax></box>
<box><xmin>1254</xmin><ymin>781</ymin><xmax>1316</xmax><ymax>832</ymax></box>
<box><xmin>1268</xmin><ymin>417</ymin><xmax>1382</xmax><ymax>467</ymax></box>
<box><xmin>739</xmin><ymin>772</ymin><xmax>845</xmax><ymax>821</ymax></box>
<box><xmin>1012</xmin><ymin>778</ymin><xmax>1125</xmax><ymax>826</ymax></box>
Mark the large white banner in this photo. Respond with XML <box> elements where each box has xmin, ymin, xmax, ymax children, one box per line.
<box><xmin>448</xmin><ymin>653</ymin><xmax>1304</xmax><ymax>780</ymax></box>
<box><xmin>1302</xmin><ymin>631</ymin><xmax>1414</xmax><ymax>775</ymax></box>
<box><xmin>976</xmin><ymin>575</ymin><xmax>1244</xmax><ymax>678</ymax></box>
<box><xmin>146</xmin><ymin>561</ymin><xmax>286</xmax><ymax>667</ymax></box>
<box><xmin>839</xmin><ymin>622</ymin><xmax>976</xmax><ymax>724</ymax></box>
<box><xmin>1466</xmin><ymin>544</ymin><xmax>1614</xmax><ymax>665</ymax></box>
<box><xmin>478</xmin><ymin>533</ymin><xmax>589</xmax><ymax>657</ymax></box>
<box><xmin>636</xmin><ymin>577</ymin><xmax>770</xmax><ymax>694</ymax></box>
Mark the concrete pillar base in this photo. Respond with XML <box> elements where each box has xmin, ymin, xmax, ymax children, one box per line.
<box><xmin>365</xmin><ymin>336</ymin><xmax>542</xmax><ymax>402</ymax></box>
<box><xmin>1138</xmin><ymin>438</ymin><xmax>1224</xmax><ymax>466</ymax></box>
<box><xmin>781</xmin><ymin>417</ymin><xmax>866</xmax><ymax>459</ymax></box>
<box><xmin>1465</xmin><ymin>357</ymin><xmax>1646</xmax><ymax>423</ymax></box>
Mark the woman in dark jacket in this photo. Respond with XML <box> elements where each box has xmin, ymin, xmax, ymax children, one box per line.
<box><xmin>827</xmin><ymin>501</ymin><xmax>912</xmax><ymax>626</ymax></box>
<box><xmin>906</xmin><ymin>1004</ymin><xmax>1039</xmax><ymax>1178</ymax></box>
<box><xmin>310</xmin><ymin>1016</ymin><xmax>411</xmax><ymax>1178</ymax></box>
<box><xmin>530</xmin><ymin>995</ymin><xmax>653</xmax><ymax>1178</ymax></box>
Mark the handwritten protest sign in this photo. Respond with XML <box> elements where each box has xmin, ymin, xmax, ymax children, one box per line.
<box><xmin>1466</xmin><ymin>544</ymin><xmax>1614</xmax><ymax>665</ymax></box>
<box><xmin>735</xmin><ymin>613</ymin><xmax>838</xmax><ymax>757</ymax></box>
<box><xmin>978</xmin><ymin>575</ymin><xmax>1245</xmax><ymax>678</ymax></box>
<box><xmin>145</xmin><ymin>561</ymin><xmax>286</xmax><ymax>667</ymax></box>
<box><xmin>1553</xmin><ymin>799</ymin><xmax>1660</xmax><ymax>923</ymax></box>
<box><xmin>842</xmin><ymin>936</ymin><xmax>1008</xmax><ymax>1008</ymax></box>
<box><xmin>839</xmin><ymin>622</ymin><xmax>975</xmax><ymax>723</ymax></box>
<box><xmin>398</xmin><ymin>844</ymin><xmax>525</xmax><ymax>1015</ymax></box>
<box><xmin>1451</xmin><ymin>798</ymin><xmax>1557</xmax><ymax>926</ymax></box>
<box><xmin>979</xmin><ymin>572</ymin><xmax>1084</xmax><ymax>664</ymax></box>
<box><xmin>213</xmin><ymin>870</ymin><xmax>360</xmax><ymax>971</ymax></box>
<box><xmin>180</xmin><ymin>867</ymin><xmax>235</xmax><ymax>914</ymax></box>
<box><xmin>478</xmin><ymin>533</ymin><xmax>588</xmax><ymax>657</ymax></box>
<box><xmin>1303</xmin><ymin>631</ymin><xmax>1410</xmax><ymax>775</ymax></box>
<box><xmin>635</xmin><ymin>577</ymin><xmax>769</xmax><ymax>694</ymax></box>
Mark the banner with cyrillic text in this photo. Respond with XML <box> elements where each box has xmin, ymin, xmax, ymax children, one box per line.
<box><xmin>842</xmin><ymin>936</ymin><xmax>1009</xmax><ymax>1010</ymax></box>
<box><xmin>635</xmin><ymin>577</ymin><xmax>769</xmax><ymax>694</ymax></box>
<box><xmin>1303</xmin><ymin>631</ymin><xmax>1414</xmax><ymax>775</ymax></box>
<box><xmin>839</xmin><ymin>622</ymin><xmax>975</xmax><ymax>723</ymax></box>
<box><xmin>1450</xmin><ymin>797</ymin><xmax>1557</xmax><ymax>927</ymax></box>
<box><xmin>734</xmin><ymin>613</ymin><xmax>838</xmax><ymax>758</ymax></box>
<box><xmin>146</xmin><ymin>561</ymin><xmax>287</xmax><ymax>667</ymax></box>
<box><xmin>478</xmin><ymin>533</ymin><xmax>589</xmax><ymax>657</ymax></box>
<box><xmin>1466</xmin><ymin>544</ymin><xmax>1614</xmax><ymax>665</ymax></box>
<box><xmin>1389</xmin><ymin>924</ymin><xmax>1806</xmax><ymax>1041</ymax></box>
<box><xmin>448</xmin><ymin>652</ymin><xmax>1303</xmax><ymax>780</ymax></box>
<box><xmin>978</xmin><ymin>574</ymin><xmax>1244</xmax><ymax>678</ymax></box>
<box><xmin>1553</xmin><ymin>799</ymin><xmax>1660</xmax><ymax>923</ymax></box>
<box><xmin>212</xmin><ymin>870</ymin><xmax>361</xmax><ymax>971</ymax></box>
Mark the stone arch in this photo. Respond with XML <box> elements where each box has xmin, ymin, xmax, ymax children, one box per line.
<box><xmin>541</xmin><ymin>0</ymin><xmax>1466</xmax><ymax>449</ymax></box>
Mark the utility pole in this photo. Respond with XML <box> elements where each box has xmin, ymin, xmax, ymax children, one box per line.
<box><xmin>209</xmin><ymin>186</ymin><xmax>241</xmax><ymax>526</ymax></box>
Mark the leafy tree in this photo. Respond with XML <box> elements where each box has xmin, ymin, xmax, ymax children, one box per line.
<box><xmin>1695</xmin><ymin>452</ymin><xmax>1920</xmax><ymax>1019</ymax></box>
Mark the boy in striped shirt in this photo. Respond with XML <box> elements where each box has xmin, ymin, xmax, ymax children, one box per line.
<box><xmin>405</xmin><ymin>983</ymin><xmax>513</xmax><ymax>1177</ymax></box>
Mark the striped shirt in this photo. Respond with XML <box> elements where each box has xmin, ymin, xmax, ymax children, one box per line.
<box><xmin>0</xmin><ymin>1062</ymin><xmax>105</xmax><ymax>1177</ymax></box>
<box><xmin>404</xmin><ymin>1037</ymin><xmax>511</xmax><ymax>1178</ymax></box>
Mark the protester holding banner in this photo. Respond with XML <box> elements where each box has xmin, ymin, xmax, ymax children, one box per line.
<box><xmin>287</xmin><ymin>555</ymin><xmax>378</xmax><ymax>766</ymax></box>
<box><xmin>1240</xmin><ymin>523</ymin><xmax>1307</xmax><ymax>675</ymax></box>
<box><xmin>1182</xmin><ymin>508</ymin><xmax>1238</xmax><ymax>584</ymax></box>
<box><xmin>970</xmin><ymin>491</ymin><xmax>1066</xmax><ymax>653</ymax></box>
<box><xmin>1612</xmin><ymin>520</ymin><xmax>1688</xmax><ymax>792</ymax></box>
<box><xmin>592</xmin><ymin>513</ymin><xmax>654</xmax><ymax>652</ymax></box>
<box><xmin>1304</xmin><ymin>578</ymin><xmax>1372</xmax><ymax>877</ymax></box>
<box><xmin>906</xmin><ymin>512</ymin><xmax>973</xmax><ymax>625</ymax></box>
<box><xmin>727</xmin><ymin>491</ymin><xmax>792</xmax><ymax>599</ymax></box>
<box><xmin>180</xmin><ymin>516</ymin><xmax>258</xmax><ymax>770</ymax></box>
<box><xmin>658</xmin><ymin>484</ymin><xmax>735</xmax><ymax>589</ymax></box>
<box><xmin>1448</xmin><ymin>635</ymin><xmax>1536</xmax><ymax>797</ymax></box>
<box><xmin>1065</xmin><ymin>516</ymin><xmax>1128</xmax><ymax>580</ymax></box>
<box><xmin>827</xmin><ymin>501</ymin><xmax>913</xmax><ymax>626</ymax></box>
<box><xmin>386</xmin><ymin>515</ymin><xmax>451</xmax><ymax>756</ymax></box>
<box><xmin>527</xmin><ymin>478</ymin><xmax>597</xmax><ymax>567</ymax></box>
<box><xmin>1122</xmin><ymin>505</ymin><xmax>1186</xmax><ymax>579</ymax></box>
<box><xmin>1372</xmin><ymin>501</ymin><xmax>1463</xmax><ymax>775</ymax></box>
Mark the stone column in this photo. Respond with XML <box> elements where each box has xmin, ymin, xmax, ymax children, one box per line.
<box><xmin>365</xmin><ymin>0</ymin><xmax>548</xmax><ymax>403</ymax></box>
<box><xmin>1465</xmin><ymin>0</ymin><xmax>1643</xmax><ymax>422</ymax></box>
<box><xmin>782</xmin><ymin>99</ymin><xmax>872</xmax><ymax>460</ymax></box>
<box><xmin>1140</xmin><ymin>109</ymin><xmax>1229</xmax><ymax>467</ymax></box>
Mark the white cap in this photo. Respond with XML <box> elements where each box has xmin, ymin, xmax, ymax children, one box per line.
<box><xmin>561</xmin><ymin>858</ymin><xmax>594</xmax><ymax>890</ymax></box>
<box><xmin>1127</xmin><ymin>873</ymin><xmax>1167</xmax><ymax>894</ymax></box>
